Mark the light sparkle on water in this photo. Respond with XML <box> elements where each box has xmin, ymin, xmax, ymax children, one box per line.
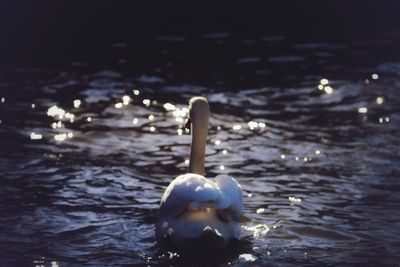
<box><xmin>143</xmin><ymin>99</ymin><xmax>151</xmax><ymax>106</ymax></box>
<box><xmin>239</xmin><ymin>253</ymin><xmax>257</xmax><ymax>262</ymax></box>
<box><xmin>54</xmin><ymin>133</ymin><xmax>67</xmax><ymax>141</ymax></box>
<box><xmin>320</xmin><ymin>78</ymin><xmax>329</xmax><ymax>85</ymax></box>
<box><xmin>256</xmin><ymin>208</ymin><xmax>265</xmax><ymax>214</ymax></box>
<box><xmin>54</xmin><ymin>132</ymin><xmax>73</xmax><ymax>141</ymax></box>
<box><xmin>163</xmin><ymin>103</ymin><xmax>176</xmax><ymax>111</ymax></box>
<box><xmin>30</xmin><ymin>132</ymin><xmax>43</xmax><ymax>140</ymax></box>
<box><xmin>358</xmin><ymin>107</ymin><xmax>368</xmax><ymax>114</ymax></box>
<box><xmin>243</xmin><ymin>224</ymin><xmax>270</xmax><ymax>238</ymax></box>
<box><xmin>47</xmin><ymin>105</ymin><xmax>65</xmax><ymax>119</ymax></box>
<box><xmin>288</xmin><ymin>196</ymin><xmax>302</xmax><ymax>203</ymax></box>
<box><xmin>232</xmin><ymin>124</ymin><xmax>242</xmax><ymax>130</ymax></box>
<box><xmin>122</xmin><ymin>95</ymin><xmax>131</xmax><ymax>105</ymax></box>
<box><xmin>73</xmin><ymin>99</ymin><xmax>81</xmax><ymax>108</ymax></box>
<box><xmin>324</xmin><ymin>86</ymin><xmax>333</xmax><ymax>94</ymax></box>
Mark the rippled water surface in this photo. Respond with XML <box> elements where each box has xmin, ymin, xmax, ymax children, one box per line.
<box><xmin>1</xmin><ymin>33</ymin><xmax>400</xmax><ymax>266</ymax></box>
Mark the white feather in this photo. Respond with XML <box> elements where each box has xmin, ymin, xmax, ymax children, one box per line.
<box><xmin>156</xmin><ymin>173</ymin><xmax>243</xmax><ymax>248</ymax></box>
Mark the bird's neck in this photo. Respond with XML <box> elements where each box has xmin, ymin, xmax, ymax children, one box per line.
<box><xmin>189</xmin><ymin>116</ymin><xmax>208</xmax><ymax>176</ymax></box>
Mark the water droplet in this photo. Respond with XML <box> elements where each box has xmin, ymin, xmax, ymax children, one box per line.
<box><xmin>31</xmin><ymin>103</ymin><xmax>36</xmax><ymax>109</ymax></box>
<box><xmin>177</xmin><ymin>128</ymin><xmax>183</xmax><ymax>135</ymax></box>
<box><xmin>222</xmin><ymin>149</ymin><xmax>228</xmax><ymax>155</ymax></box>
<box><xmin>315</xmin><ymin>150</ymin><xmax>320</xmax><ymax>155</ymax></box>
<box><xmin>371</xmin><ymin>73</ymin><xmax>379</xmax><ymax>80</ymax></box>
<box><xmin>0</xmin><ymin>97</ymin><xmax>5</xmax><ymax>103</ymax></box>
<box><xmin>376</xmin><ymin>97</ymin><xmax>384</xmax><ymax>105</ymax></box>
<box><xmin>219</xmin><ymin>165</ymin><xmax>225</xmax><ymax>170</ymax></box>
<box><xmin>87</xmin><ymin>117</ymin><xmax>92</xmax><ymax>122</ymax></box>
<box><xmin>148</xmin><ymin>114</ymin><xmax>155</xmax><ymax>121</ymax></box>
<box><xmin>115</xmin><ymin>103</ymin><xmax>123</xmax><ymax>109</ymax></box>
<box><xmin>184</xmin><ymin>159</ymin><xmax>189</xmax><ymax>165</ymax></box>
<box><xmin>133</xmin><ymin>89</ymin><xmax>140</xmax><ymax>95</ymax></box>
<box><xmin>214</xmin><ymin>140</ymin><xmax>221</xmax><ymax>145</ymax></box>
<box><xmin>133</xmin><ymin>118</ymin><xmax>138</xmax><ymax>125</ymax></box>
<box><xmin>149</xmin><ymin>126</ymin><xmax>156</xmax><ymax>132</ymax></box>
<box><xmin>281</xmin><ymin>154</ymin><xmax>286</xmax><ymax>159</ymax></box>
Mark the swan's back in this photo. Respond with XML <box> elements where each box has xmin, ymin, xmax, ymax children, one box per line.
<box><xmin>156</xmin><ymin>173</ymin><xmax>243</xmax><ymax>249</ymax></box>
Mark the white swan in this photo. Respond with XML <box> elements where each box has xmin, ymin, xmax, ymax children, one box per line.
<box><xmin>156</xmin><ymin>97</ymin><xmax>243</xmax><ymax>249</ymax></box>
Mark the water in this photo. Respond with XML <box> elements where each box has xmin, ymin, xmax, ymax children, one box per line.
<box><xmin>1</xmin><ymin>32</ymin><xmax>400</xmax><ymax>266</ymax></box>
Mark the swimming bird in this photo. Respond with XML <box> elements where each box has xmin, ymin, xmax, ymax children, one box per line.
<box><xmin>156</xmin><ymin>97</ymin><xmax>243</xmax><ymax>250</ymax></box>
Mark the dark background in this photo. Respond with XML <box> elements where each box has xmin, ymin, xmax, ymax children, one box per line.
<box><xmin>1</xmin><ymin>1</ymin><xmax>400</xmax><ymax>71</ymax></box>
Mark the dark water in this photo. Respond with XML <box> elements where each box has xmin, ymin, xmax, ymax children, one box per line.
<box><xmin>1</xmin><ymin>30</ymin><xmax>400</xmax><ymax>266</ymax></box>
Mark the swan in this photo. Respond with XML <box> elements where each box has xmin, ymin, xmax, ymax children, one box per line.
<box><xmin>156</xmin><ymin>96</ymin><xmax>243</xmax><ymax>250</ymax></box>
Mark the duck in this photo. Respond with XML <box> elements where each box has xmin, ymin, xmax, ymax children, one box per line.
<box><xmin>156</xmin><ymin>96</ymin><xmax>243</xmax><ymax>250</ymax></box>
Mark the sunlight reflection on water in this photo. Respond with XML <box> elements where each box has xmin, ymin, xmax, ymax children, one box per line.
<box><xmin>1</xmin><ymin>39</ymin><xmax>400</xmax><ymax>266</ymax></box>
